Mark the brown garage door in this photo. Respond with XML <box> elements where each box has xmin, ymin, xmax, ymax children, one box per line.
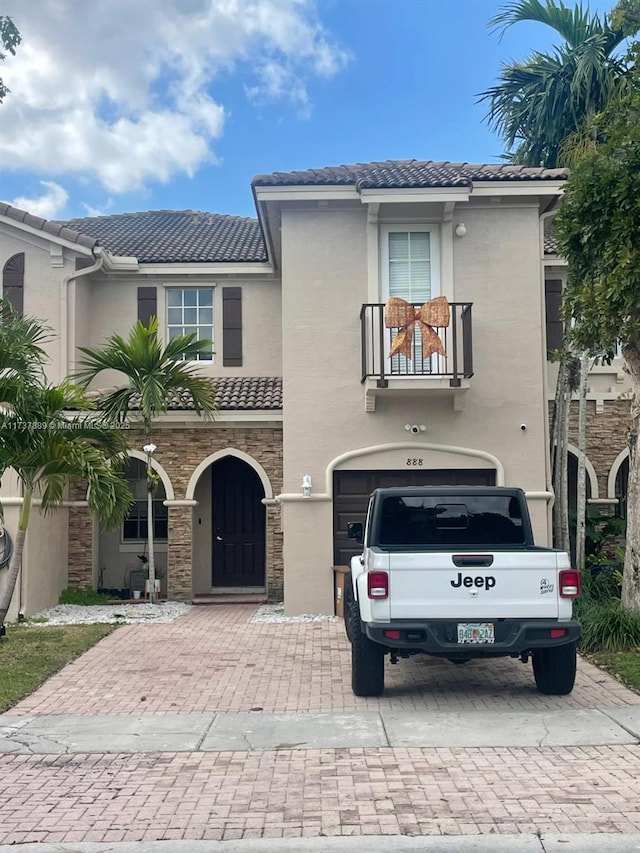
<box><xmin>333</xmin><ymin>468</ymin><xmax>496</xmax><ymax>566</ymax></box>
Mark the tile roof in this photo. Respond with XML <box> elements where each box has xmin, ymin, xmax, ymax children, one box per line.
<box><xmin>56</xmin><ymin>210</ymin><xmax>267</xmax><ymax>264</ymax></box>
<box><xmin>544</xmin><ymin>235</ymin><xmax>560</xmax><ymax>255</ymax></box>
<box><xmin>87</xmin><ymin>377</ymin><xmax>282</xmax><ymax>412</ymax></box>
<box><xmin>252</xmin><ymin>159</ymin><xmax>569</xmax><ymax>190</ymax></box>
<box><xmin>0</xmin><ymin>202</ymin><xmax>98</xmax><ymax>249</ymax></box>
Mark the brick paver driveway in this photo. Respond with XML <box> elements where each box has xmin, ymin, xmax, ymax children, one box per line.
<box><xmin>1</xmin><ymin>605</ymin><xmax>639</xmax><ymax>844</ymax></box>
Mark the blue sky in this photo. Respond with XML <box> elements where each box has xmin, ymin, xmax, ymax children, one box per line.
<box><xmin>0</xmin><ymin>0</ymin><xmax>616</xmax><ymax>221</ymax></box>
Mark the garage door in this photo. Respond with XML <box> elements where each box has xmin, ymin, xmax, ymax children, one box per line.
<box><xmin>333</xmin><ymin>468</ymin><xmax>496</xmax><ymax>566</ymax></box>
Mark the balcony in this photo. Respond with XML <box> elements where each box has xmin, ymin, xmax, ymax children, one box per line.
<box><xmin>360</xmin><ymin>302</ymin><xmax>473</xmax><ymax>410</ymax></box>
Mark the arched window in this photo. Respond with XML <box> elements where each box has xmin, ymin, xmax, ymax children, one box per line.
<box><xmin>2</xmin><ymin>253</ymin><xmax>24</xmax><ymax>317</ymax></box>
<box><xmin>615</xmin><ymin>456</ymin><xmax>629</xmax><ymax>519</ymax></box>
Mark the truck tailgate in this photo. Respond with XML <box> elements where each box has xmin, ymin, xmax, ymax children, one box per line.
<box><xmin>387</xmin><ymin>551</ymin><xmax>561</xmax><ymax>620</ymax></box>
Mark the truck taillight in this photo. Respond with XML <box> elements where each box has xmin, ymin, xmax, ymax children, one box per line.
<box><xmin>559</xmin><ymin>569</ymin><xmax>581</xmax><ymax>598</ymax></box>
<box><xmin>368</xmin><ymin>571</ymin><xmax>389</xmax><ymax>599</ymax></box>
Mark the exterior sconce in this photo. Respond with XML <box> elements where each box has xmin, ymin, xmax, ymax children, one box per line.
<box><xmin>455</xmin><ymin>223</ymin><xmax>467</xmax><ymax>237</ymax></box>
<box><xmin>301</xmin><ymin>474</ymin><xmax>312</xmax><ymax>498</ymax></box>
<box><xmin>405</xmin><ymin>424</ymin><xmax>426</xmax><ymax>434</ymax></box>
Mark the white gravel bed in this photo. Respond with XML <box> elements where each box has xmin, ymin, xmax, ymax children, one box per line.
<box><xmin>29</xmin><ymin>601</ymin><xmax>192</xmax><ymax>625</ymax></box>
<box><xmin>250</xmin><ymin>603</ymin><xmax>337</xmax><ymax>623</ymax></box>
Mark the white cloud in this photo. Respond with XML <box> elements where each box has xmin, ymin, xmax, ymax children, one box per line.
<box><xmin>0</xmin><ymin>0</ymin><xmax>349</xmax><ymax>193</ymax></box>
<box><xmin>10</xmin><ymin>181</ymin><xmax>69</xmax><ymax>218</ymax></box>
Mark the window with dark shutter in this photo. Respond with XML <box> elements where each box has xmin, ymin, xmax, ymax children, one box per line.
<box><xmin>545</xmin><ymin>279</ymin><xmax>564</xmax><ymax>358</ymax></box>
<box><xmin>2</xmin><ymin>252</ymin><xmax>25</xmax><ymax>317</ymax></box>
<box><xmin>223</xmin><ymin>287</ymin><xmax>242</xmax><ymax>366</ymax></box>
<box><xmin>137</xmin><ymin>286</ymin><xmax>157</xmax><ymax>326</ymax></box>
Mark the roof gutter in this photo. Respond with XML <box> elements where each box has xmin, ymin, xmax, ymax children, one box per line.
<box><xmin>251</xmin><ymin>184</ymin><xmax>278</xmax><ymax>272</ymax></box>
<box><xmin>538</xmin><ymin>202</ymin><xmax>564</xmax><ymax>545</ymax></box>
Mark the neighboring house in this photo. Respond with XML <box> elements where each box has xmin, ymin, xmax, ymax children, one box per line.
<box><xmin>0</xmin><ymin>159</ymin><xmax>632</xmax><ymax>619</ymax></box>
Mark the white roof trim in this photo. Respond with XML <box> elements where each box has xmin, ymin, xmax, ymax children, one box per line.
<box><xmin>473</xmin><ymin>182</ymin><xmax>566</xmax><ymax>196</ymax></box>
<box><xmin>360</xmin><ymin>187</ymin><xmax>471</xmax><ymax>204</ymax></box>
<box><xmin>0</xmin><ymin>213</ymin><xmax>95</xmax><ymax>255</ymax></box>
<box><xmin>137</xmin><ymin>262</ymin><xmax>275</xmax><ymax>276</ymax></box>
<box><xmin>253</xmin><ymin>185</ymin><xmax>359</xmax><ymax>202</ymax></box>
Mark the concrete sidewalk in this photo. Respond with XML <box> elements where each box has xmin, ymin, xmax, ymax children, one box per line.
<box><xmin>1</xmin><ymin>706</ymin><xmax>640</xmax><ymax>753</ymax></box>
<box><xmin>1</xmin><ymin>835</ymin><xmax>640</xmax><ymax>852</ymax></box>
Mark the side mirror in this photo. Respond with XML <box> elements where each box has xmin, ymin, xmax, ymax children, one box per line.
<box><xmin>347</xmin><ymin>522</ymin><xmax>363</xmax><ymax>543</ymax></box>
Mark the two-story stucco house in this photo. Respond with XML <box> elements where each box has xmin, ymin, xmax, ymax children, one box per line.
<box><xmin>0</xmin><ymin>159</ymin><xmax>632</xmax><ymax>620</ymax></box>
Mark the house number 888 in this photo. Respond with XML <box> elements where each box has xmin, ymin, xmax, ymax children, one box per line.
<box><xmin>406</xmin><ymin>458</ymin><xmax>424</xmax><ymax>466</ymax></box>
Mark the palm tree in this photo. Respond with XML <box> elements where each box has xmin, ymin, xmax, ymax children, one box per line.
<box><xmin>479</xmin><ymin>1</ymin><xmax>639</xmax><ymax>570</ymax></box>
<box><xmin>75</xmin><ymin>317</ymin><xmax>216</xmax><ymax>602</ymax></box>
<box><xmin>478</xmin><ymin>0</ymin><xmax>634</xmax><ymax>167</ymax></box>
<box><xmin>0</xmin><ymin>298</ymin><xmax>50</xmax><ymax>406</ymax></box>
<box><xmin>0</xmin><ymin>381</ymin><xmax>132</xmax><ymax>628</ymax></box>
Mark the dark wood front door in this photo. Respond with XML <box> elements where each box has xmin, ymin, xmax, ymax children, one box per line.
<box><xmin>333</xmin><ymin>469</ymin><xmax>497</xmax><ymax>566</ymax></box>
<box><xmin>212</xmin><ymin>456</ymin><xmax>266</xmax><ymax>587</ymax></box>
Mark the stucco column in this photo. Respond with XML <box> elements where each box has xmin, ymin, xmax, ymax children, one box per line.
<box><xmin>166</xmin><ymin>500</ymin><xmax>196</xmax><ymax>601</ymax></box>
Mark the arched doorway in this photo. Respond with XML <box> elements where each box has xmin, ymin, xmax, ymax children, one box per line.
<box><xmin>211</xmin><ymin>456</ymin><xmax>266</xmax><ymax>588</ymax></box>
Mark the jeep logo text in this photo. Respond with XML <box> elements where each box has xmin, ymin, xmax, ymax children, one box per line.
<box><xmin>451</xmin><ymin>573</ymin><xmax>496</xmax><ymax>590</ymax></box>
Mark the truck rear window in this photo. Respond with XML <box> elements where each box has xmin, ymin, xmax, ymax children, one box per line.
<box><xmin>377</xmin><ymin>495</ymin><xmax>526</xmax><ymax>547</ymax></box>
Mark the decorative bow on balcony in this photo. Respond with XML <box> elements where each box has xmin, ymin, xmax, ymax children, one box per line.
<box><xmin>385</xmin><ymin>296</ymin><xmax>450</xmax><ymax>360</ymax></box>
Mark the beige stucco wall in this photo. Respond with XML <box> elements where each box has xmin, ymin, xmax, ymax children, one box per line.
<box><xmin>192</xmin><ymin>470</ymin><xmax>212</xmax><ymax>593</ymax></box>
<box><xmin>279</xmin><ymin>202</ymin><xmax>553</xmax><ymax>614</ymax></box>
<box><xmin>22</xmin><ymin>506</ymin><xmax>69</xmax><ymax>617</ymax></box>
<box><xmin>0</xmin><ymin>229</ymin><xmax>84</xmax><ymax>383</ymax></box>
<box><xmin>85</xmin><ymin>273</ymin><xmax>282</xmax><ymax>386</ymax></box>
<box><xmin>1</xmin><ymin>502</ymin><xmax>69</xmax><ymax>622</ymax></box>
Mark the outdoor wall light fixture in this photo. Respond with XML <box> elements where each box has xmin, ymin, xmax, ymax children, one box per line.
<box><xmin>301</xmin><ymin>474</ymin><xmax>312</xmax><ymax>498</ymax></box>
<box><xmin>455</xmin><ymin>223</ymin><xmax>467</xmax><ymax>237</ymax></box>
<box><xmin>405</xmin><ymin>424</ymin><xmax>426</xmax><ymax>434</ymax></box>
<box><xmin>143</xmin><ymin>443</ymin><xmax>157</xmax><ymax>455</ymax></box>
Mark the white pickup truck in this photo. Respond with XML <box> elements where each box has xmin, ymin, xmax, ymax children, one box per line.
<box><xmin>345</xmin><ymin>486</ymin><xmax>581</xmax><ymax>697</ymax></box>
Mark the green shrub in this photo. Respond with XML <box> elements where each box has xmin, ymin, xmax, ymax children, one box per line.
<box><xmin>579</xmin><ymin>599</ymin><xmax>640</xmax><ymax>652</ymax></box>
<box><xmin>578</xmin><ymin>565</ymin><xmax>622</xmax><ymax>605</ymax></box>
<box><xmin>58</xmin><ymin>587</ymin><xmax>113</xmax><ymax>605</ymax></box>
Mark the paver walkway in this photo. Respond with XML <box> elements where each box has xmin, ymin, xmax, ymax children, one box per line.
<box><xmin>0</xmin><ymin>605</ymin><xmax>639</xmax><ymax>845</ymax></box>
<box><xmin>10</xmin><ymin>605</ymin><xmax>639</xmax><ymax>715</ymax></box>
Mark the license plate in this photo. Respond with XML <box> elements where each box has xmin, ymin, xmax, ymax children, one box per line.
<box><xmin>457</xmin><ymin>623</ymin><xmax>494</xmax><ymax>644</ymax></box>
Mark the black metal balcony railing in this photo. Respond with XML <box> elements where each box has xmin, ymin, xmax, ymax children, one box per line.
<box><xmin>360</xmin><ymin>302</ymin><xmax>473</xmax><ymax>387</ymax></box>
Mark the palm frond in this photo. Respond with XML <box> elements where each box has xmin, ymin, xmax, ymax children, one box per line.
<box><xmin>2</xmin><ymin>380</ymin><xmax>132</xmax><ymax>526</ymax></box>
<box><xmin>490</xmin><ymin>0</ymin><xmax>607</xmax><ymax>46</ymax></box>
<box><xmin>75</xmin><ymin>318</ymin><xmax>217</xmax><ymax>428</ymax></box>
<box><xmin>481</xmin><ymin>1</ymin><xmax>632</xmax><ymax>166</ymax></box>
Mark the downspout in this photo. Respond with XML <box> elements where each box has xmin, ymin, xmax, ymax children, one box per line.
<box><xmin>60</xmin><ymin>250</ymin><xmax>105</xmax><ymax>379</ymax></box>
<box><xmin>539</xmin><ymin>204</ymin><xmax>563</xmax><ymax>545</ymax></box>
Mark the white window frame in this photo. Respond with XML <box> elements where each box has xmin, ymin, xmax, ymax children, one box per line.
<box><xmin>380</xmin><ymin>225</ymin><xmax>443</xmax><ymax>376</ymax></box>
<box><xmin>380</xmin><ymin>224</ymin><xmax>441</xmax><ymax>301</ymax></box>
<box><xmin>165</xmin><ymin>286</ymin><xmax>214</xmax><ymax>363</ymax></box>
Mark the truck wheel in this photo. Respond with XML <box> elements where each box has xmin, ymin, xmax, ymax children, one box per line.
<box><xmin>344</xmin><ymin>582</ymin><xmax>354</xmax><ymax>643</ymax></box>
<box><xmin>532</xmin><ymin>642</ymin><xmax>577</xmax><ymax>695</ymax></box>
<box><xmin>349</xmin><ymin>602</ymin><xmax>385</xmax><ymax>697</ymax></box>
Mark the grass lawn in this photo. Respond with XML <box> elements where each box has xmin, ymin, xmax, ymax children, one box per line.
<box><xmin>586</xmin><ymin>649</ymin><xmax>640</xmax><ymax>693</ymax></box>
<box><xmin>0</xmin><ymin>623</ymin><xmax>115</xmax><ymax>712</ymax></box>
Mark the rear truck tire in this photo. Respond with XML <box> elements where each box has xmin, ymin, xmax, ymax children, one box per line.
<box><xmin>349</xmin><ymin>599</ymin><xmax>385</xmax><ymax>697</ymax></box>
<box><xmin>532</xmin><ymin>642</ymin><xmax>577</xmax><ymax>695</ymax></box>
<box><xmin>344</xmin><ymin>581</ymin><xmax>354</xmax><ymax>643</ymax></box>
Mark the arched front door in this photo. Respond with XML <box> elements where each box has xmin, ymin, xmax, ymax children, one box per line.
<box><xmin>211</xmin><ymin>456</ymin><xmax>266</xmax><ymax>587</ymax></box>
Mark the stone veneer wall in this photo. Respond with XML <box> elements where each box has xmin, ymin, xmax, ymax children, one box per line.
<box><xmin>67</xmin><ymin>477</ymin><xmax>94</xmax><ymax>589</ymax></box>
<box><xmin>551</xmin><ymin>398</ymin><xmax>632</xmax><ymax>501</ymax></box>
<box><xmin>67</xmin><ymin>424</ymin><xmax>284</xmax><ymax>602</ymax></box>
